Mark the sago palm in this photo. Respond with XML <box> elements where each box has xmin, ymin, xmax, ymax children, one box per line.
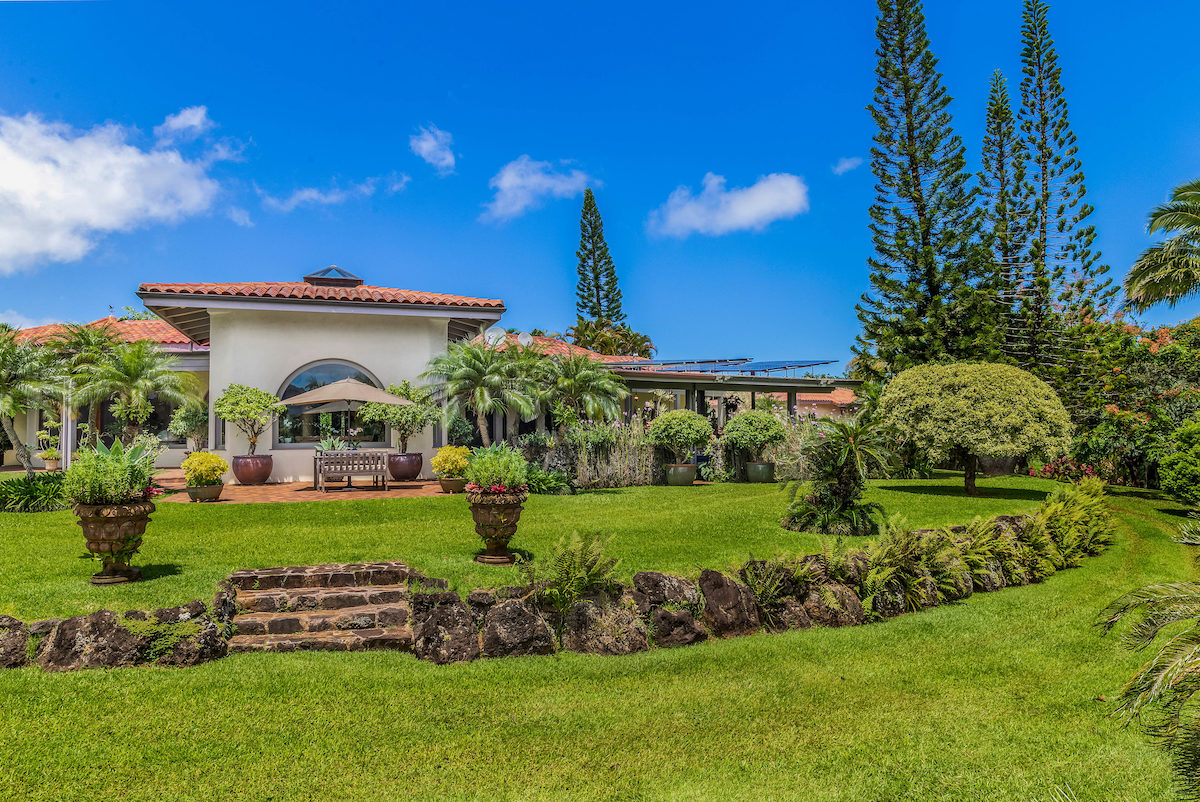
<box><xmin>1123</xmin><ymin>177</ymin><xmax>1200</xmax><ymax>312</ymax></box>
<box><xmin>82</xmin><ymin>340</ymin><xmax>194</xmax><ymax>443</ymax></box>
<box><xmin>424</xmin><ymin>342</ymin><xmax>532</xmax><ymax>447</ymax></box>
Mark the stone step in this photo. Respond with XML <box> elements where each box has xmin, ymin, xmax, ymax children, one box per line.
<box><xmin>232</xmin><ymin>604</ymin><xmax>410</xmax><ymax>636</ymax></box>
<box><xmin>226</xmin><ymin>561</ymin><xmax>415</xmax><ymax>591</ymax></box>
<box><xmin>228</xmin><ymin>627</ymin><xmax>413</xmax><ymax>654</ymax></box>
<box><xmin>236</xmin><ymin>584</ymin><xmax>411</xmax><ymax>613</ymax></box>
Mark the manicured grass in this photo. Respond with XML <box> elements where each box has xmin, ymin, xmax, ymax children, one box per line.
<box><xmin>0</xmin><ymin>474</ymin><xmax>1190</xmax><ymax>800</ymax></box>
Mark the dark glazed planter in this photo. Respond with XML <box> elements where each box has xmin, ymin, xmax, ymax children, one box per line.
<box><xmin>389</xmin><ymin>452</ymin><xmax>423</xmax><ymax>482</ymax></box>
<box><xmin>745</xmin><ymin>462</ymin><xmax>775</xmax><ymax>483</ymax></box>
<box><xmin>186</xmin><ymin>485</ymin><xmax>224</xmax><ymax>503</ymax></box>
<box><xmin>231</xmin><ymin>454</ymin><xmax>273</xmax><ymax>485</ymax></box>
<box><xmin>74</xmin><ymin>500</ymin><xmax>155</xmax><ymax>584</ymax></box>
<box><xmin>467</xmin><ymin>491</ymin><xmax>528</xmax><ymax>565</ymax></box>
<box><xmin>666</xmin><ymin>464</ymin><xmax>698</xmax><ymax>486</ymax></box>
<box><xmin>439</xmin><ymin>477</ymin><xmax>467</xmax><ymax>494</ymax></box>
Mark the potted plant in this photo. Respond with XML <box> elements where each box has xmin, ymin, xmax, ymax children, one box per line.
<box><xmin>647</xmin><ymin>409</ymin><xmax>713</xmax><ymax>486</ymax></box>
<box><xmin>431</xmin><ymin>445</ymin><xmax>471</xmax><ymax>493</ymax></box>
<box><xmin>62</xmin><ymin>438</ymin><xmax>162</xmax><ymax>584</ymax></box>
<box><xmin>359</xmin><ymin>380</ymin><xmax>438</xmax><ymax>481</ymax></box>
<box><xmin>168</xmin><ymin>400</ymin><xmax>210</xmax><ymax>452</ymax></box>
<box><xmin>181</xmin><ymin>451</ymin><xmax>229</xmax><ymax>502</ymax></box>
<box><xmin>213</xmin><ymin>384</ymin><xmax>286</xmax><ymax>485</ymax></box>
<box><xmin>723</xmin><ymin>409</ymin><xmax>788</xmax><ymax>482</ymax></box>
<box><xmin>36</xmin><ymin>421</ymin><xmax>61</xmax><ymax>471</ymax></box>
<box><xmin>463</xmin><ymin>444</ymin><xmax>530</xmax><ymax>565</ymax></box>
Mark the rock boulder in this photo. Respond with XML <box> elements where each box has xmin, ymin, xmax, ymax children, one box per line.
<box><xmin>36</xmin><ymin>610</ymin><xmax>151</xmax><ymax>672</ymax></box>
<box><xmin>699</xmin><ymin>569</ymin><xmax>760</xmax><ymax>637</ymax></box>
<box><xmin>634</xmin><ymin>572</ymin><xmax>702</xmax><ymax>609</ymax></box>
<box><xmin>481</xmin><ymin>599</ymin><xmax>554</xmax><ymax>658</ymax></box>
<box><xmin>802</xmin><ymin>582</ymin><xmax>865</xmax><ymax>628</ymax></box>
<box><xmin>0</xmin><ymin>615</ymin><xmax>28</xmax><ymax>669</ymax></box>
<box><xmin>651</xmin><ymin>607</ymin><xmax>708</xmax><ymax>648</ymax></box>
<box><xmin>411</xmin><ymin>592</ymin><xmax>479</xmax><ymax>665</ymax></box>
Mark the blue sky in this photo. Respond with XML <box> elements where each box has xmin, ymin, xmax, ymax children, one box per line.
<box><xmin>0</xmin><ymin>0</ymin><xmax>1197</xmax><ymax>371</ymax></box>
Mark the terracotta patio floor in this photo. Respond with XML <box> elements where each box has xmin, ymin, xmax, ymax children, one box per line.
<box><xmin>155</xmin><ymin>469</ymin><xmax>450</xmax><ymax>504</ymax></box>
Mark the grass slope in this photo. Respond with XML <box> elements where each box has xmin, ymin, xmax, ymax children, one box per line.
<box><xmin>0</xmin><ymin>474</ymin><xmax>1190</xmax><ymax>800</ymax></box>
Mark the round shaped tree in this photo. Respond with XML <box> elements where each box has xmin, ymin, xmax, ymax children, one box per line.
<box><xmin>647</xmin><ymin>409</ymin><xmax>712</xmax><ymax>465</ymax></box>
<box><xmin>723</xmin><ymin>410</ymin><xmax>787</xmax><ymax>462</ymax></box>
<box><xmin>878</xmin><ymin>363</ymin><xmax>1072</xmax><ymax>495</ymax></box>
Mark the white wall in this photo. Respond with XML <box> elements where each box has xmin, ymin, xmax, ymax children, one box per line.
<box><xmin>207</xmin><ymin>307</ymin><xmax>451</xmax><ymax>483</ymax></box>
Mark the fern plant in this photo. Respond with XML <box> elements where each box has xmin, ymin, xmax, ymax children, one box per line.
<box><xmin>519</xmin><ymin>532</ymin><xmax>621</xmax><ymax>644</ymax></box>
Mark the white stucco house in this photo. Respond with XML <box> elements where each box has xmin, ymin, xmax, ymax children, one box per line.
<box><xmin>7</xmin><ymin>267</ymin><xmax>504</xmax><ymax>481</ymax></box>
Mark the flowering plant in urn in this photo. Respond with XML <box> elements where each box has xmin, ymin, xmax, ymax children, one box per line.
<box><xmin>462</xmin><ymin>445</ymin><xmax>530</xmax><ymax>565</ymax></box>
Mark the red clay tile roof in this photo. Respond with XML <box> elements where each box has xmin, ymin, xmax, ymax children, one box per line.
<box><xmin>17</xmin><ymin>316</ymin><xmax>193</xmax><ymax>345</ymax></box>
<box><xmin>483</xmin><ymin>332</ymin><xmax>646</xmax><ymax>363</ymax></box>
<box><xmin>138</xmin><ymin>282</ymin><xmax>504</xmax><ymax>309</ymax></box>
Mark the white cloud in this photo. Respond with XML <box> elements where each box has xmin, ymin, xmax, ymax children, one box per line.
<box><xmin>647</xmin><ymin>172</ymin><xmax>810</xmax><ymax>237</ymax></box>
<box><xmin>832</xmin><ymin>156</ymin><xmax>863</xmax><ymax>176</ymax></box>
<box><xmin>386</xmin><ymin>172</ymin><xmax>411</xmax><ymax>194</ymax></box>
<box><xmin>0</xmin><ymin>309</ymin><xmax>56</xmax><ymax>330</ymax></box>
<box><xmin>257</xmin><ymin>179</ymin><xmax>377</xmax><ymax>213</ymax></box>
<box><xmin>0</xmin><ymin>111</ymin><xmax>227</xmax><ymax>275</ymax></box>
<box><xmin>409</xmin><ymin>125</ymin><xmax>455</xmax><ymax>175</ymax></box>
<box><xmin>154</xmin><ymin>105</ymin><xmax>215</xmax><ymax>144</ymax></box>
<box><xmin>227</xmin><ymin>206</ymin><xmax>253</xmax><ymax>227</ymax></box>
<box><xmin>481</xmin><ymin>155</ymin><xmax>591</xmax><ymax>222</ymax></box>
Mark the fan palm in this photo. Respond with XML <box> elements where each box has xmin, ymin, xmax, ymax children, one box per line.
<box><xmin>0</xmin><ymin>332</ymin><xmax>58</xmax><ymax>477</ymax></box>
<box><xmin>424</xmin><ymin>342</ymin><xmax>533</xmax><ymax>448</ymax></box>
<box><xmin>48</xmin><ymin>322</ymin><xmax>120</xmax><ymax>446</ymax></box>
<box><xmin>1100</xmin><ymin>519</ymin><xmax>1200</xmax><ymax>799</ymax></box>
<box><xmin>1123</xmin><ymin>177</ymin><xmax>1200</xmax><ymax>312</ymax></box>
<box><xmin>82</xmin><ymin>340</ymin><xmax>195</xmax><ymax>443</ymax></box>
<box><xmin>546</xmin><ymin>354</ymin><xmax>628</xmax><ymax>439</ymax></box>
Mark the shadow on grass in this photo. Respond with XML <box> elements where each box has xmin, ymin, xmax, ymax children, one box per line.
<box><xmin>139</xmin><ymin>564</ymin><xmax>184</xmax><ymax>581</ymax></box>
<box><xmin>881</xmin><ymin>485</ymin><xmax>1048</xmax><ymax>501</ymax></box>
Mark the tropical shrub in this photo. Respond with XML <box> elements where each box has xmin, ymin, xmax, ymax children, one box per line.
<box><xmin>212</xmin><ymin>385</ymin><xmax>286</xmax><ymax>456</ymax></box>
<box><xmin>445</xmin><ymin>414</ymin><xmax>478</xmax><ymax>447</ymax></box>
<box><xmin>357</xmin><ymin>380</ymin><xmax>439</xmax><ymax>452</ymax></box>
<box><xmin>168</xmin><ymin>400</ymin><xmax>209</xmax><ymax>451</ymax></box>
<box><xmin>783</xmin><ymin>415</ymin><xmax>891</xmax><ymax>536</ymax></box>
<box><xmin>571</xmin><ymin>415</ymin><xmax>656</xmax><ymax>489</ymax></box>
<box><xmin>519</xmin><ymin>531</ymin><xmax>621</xmax><ymax>644</ymax></box>
<box><xmin>878</xmin><ymin>362</ymin><xmax>1073</xmax><ymax>494</ymax></box>
<box><xmin>181</xmin><ymin>452</ymin><xmax>228</xmax><ymax>487</ymax></box>
<box><xmin>0</xmin><ymin>472</ymin><xmax>66</xmax><ymax>513</ymax></box>
<box><xmin>318</xmin><ymin>436</ymin><xmax>348</xmax><ymax>451</ymax></box>
<box><xmin>646</xmin><ymin>409</ymin><xmax>711</xmax><ymax>464</ymax></box>
<box><xmin>525</xmin><ymin>464</ymin><xmax>573</xmax><ymax>495</ymax></box>
<box><xmin>430</xmin><ymin>445</ymin><xmax>471</xmax><ymax>478</ymax></box>
<box><xmin>1032</xmin><ymin>455</ymin><xmax>1119</xmax><ymax>484</ymax></box>
<box><xmin>1159</xmin><ymin>420</ymin><xmax>1200</xmax><ymax>506</ymax></box>
<box><xmin>723</xmin><ymin>410</ymin><xmax>787</xmax><ymax>461</ymax></box>
<box><xmin>464</xmin><ymin>444</ymin><xmax>529</xmax><ymax>493</ymax></box>
<box><xmin>62</xmin><ymin>438</ymin><xmax>161</xmax><ymax>506</ymax></box>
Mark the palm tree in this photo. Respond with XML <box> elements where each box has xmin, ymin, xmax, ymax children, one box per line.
<box><xmin>567</xmin><ymin>317</ymin><xmax>655</xmax><ymax>358</ymax></box>
<box><xmin>82</xmin><ymin>340</ymin><xmax>195</xmax><ymax>443</ymax></box>
<box><xmin>0</xmin><ymin>332</ymin><xmax>58</xmax><ymax>477</ymax></box>
<box><xmin>423</xmin><ymin>342</ymin><xmax>533</xmax><ymax>448</ymax></box>
<box><xmin>546</xmin><ymin>354</ymin><xmax>628</xmax><ymax>439</ymax></box>
<box><xmin>48</xmin><ymin>322</ymin><xmax>120</xmax><ymax>446</ymax></box>
<box><xmin>1124</xmin><ymin>177</ymin><xmax>1200</xmax><ymax>312</ymax></box>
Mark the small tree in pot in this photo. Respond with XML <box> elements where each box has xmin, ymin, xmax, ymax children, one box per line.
<box><xmin>181</xmin><ymin>451</ymin><xmax>229</xmax><ymax>502</ymax></box>
<box><xmin>62</xmin><ymin>438</ymin><xmax>162</xmax><ymax>584</ymax></box>
<box><xmin>213</xmin><ymin>384</ymin><xmax>286</xmax><ymax>485</ymax></box>
<box><xmin>724</xmin><ymin>410</ymin><xmax>787</xmax><ymax>482</ymax></box>
<box><xmin>463</xmin><ymin>444</ymin><xmax>530</xmax><ymax>565</ymax></box>
<box><xmin>647</xmin><ymin>409</ymin><xmax>712</xmax><ymax>486</ymax></box>
<box><xmin>358</xmin><ymin>380</ymin><xmax>438</xmax><ymax>481</ymax></box>
<box><xmin>431</xmin><ymin>445</ymin><xmax>471</xmax><ymax>493</ymax></box>
<box><xmin>169</xmin><ymin>400</ymin><xmax>210</xmax><ymax>452</ymax></box>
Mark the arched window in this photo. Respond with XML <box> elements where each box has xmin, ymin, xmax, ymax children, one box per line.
<box><xmin>274</xmin><ymin>360</ymin><xmax>388</xmax><ymax>447</ymax></box>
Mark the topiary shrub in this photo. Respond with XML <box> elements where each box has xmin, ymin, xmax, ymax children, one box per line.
<box><xmin>212</xmin><ymin>385</ymin><xmax>286</xmax><ymax>456</ymax></box>
<box><xmin>646</xmin><ymin>409</ymin><xmax>712</xmax><ymax>464</ymax></box>
<box><xmin>181</xmin><ymin>452</ymin><xmax>229</xmax><ymax>487</ymax></box>
<box><xmin>723</xmin><ymin>410</ymin><xmax>787</xmax><ymax>462</ymax></box>
<box><xmin>430</xmin><ymin>445</ymin><xmax>471</xmax><ymax>479</ymax></box>
<box><xmin>878</xmin><ymin>362</ymin><xmax>1073</xmax><ymax>495</ymax></box>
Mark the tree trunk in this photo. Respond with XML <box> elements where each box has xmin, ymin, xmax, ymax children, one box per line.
<box><xmin>0</xmin><ymin>414</ymin><xmax>34</xmax><ymax>479</ymax></box>
<box><xmin>475</xmin><ymin>410</ymin><xmax>491</xmax><ymax>448</ymax></box>
<box><xmin>963</xmin><ymin>452</ymin><xmax>979</xmax><ymax>496</ymax></box>
<box><xmin>505</xmin><ymin>409</ymin><xmax>519</xmax><ymax>446</ymax></box>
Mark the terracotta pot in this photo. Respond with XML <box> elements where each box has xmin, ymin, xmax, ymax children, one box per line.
<box><xmin>43</xmin><ymin>459</ymin><xmax>61</xmax><ymax>472</ymax></box>
<box><xmin>389</xmin><ymin>452</ymin><xmax>423</xmax><ymax>482</ymax></box>
<box><xmin>231</xmin><ymin>454</ymin><xmax>273</xmax><ymax>485</ymax></box>
<box><xmin>186</xmin><ymin>484</ymin><xmax>224</xmax><ymax>503</ymax></box>
<box><xmin>745</xmin><ymin>462</ymin><xmax>775</xmax><ymax>483</ymax></box>
<box><xmin>666</xmin><ymin>464</ymin><xmax>698</xmax><ymax>486</ymax></box>
<box><xmin>466</xmin><ymin>491</ymin><xmax>528</xmax><ymax>565</ymax></box>
<box><xmin>74</xmin><ymin>500</ymin><xmax>155</xmax><ymax>585</ymax></box>
<box><xmin>439</xmin><ymin>477</ymin><xmax>467</xmax><ymax>494</ymax></box>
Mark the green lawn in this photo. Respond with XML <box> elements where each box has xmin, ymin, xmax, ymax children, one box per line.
<box><xmin>0</xmin><ymin>473</ymin><xmax>1190</xmax><ymax>800</ymax></box>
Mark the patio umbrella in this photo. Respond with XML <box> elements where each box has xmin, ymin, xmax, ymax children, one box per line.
<box><xmin>283</xmin><ymin>378</ymin><xmax>413</xmax><ymax>408</ymax></box>
<box><xmin>299</xmin><ymin>400</ymin><xmax>362</xmax><ymax>415</ymax></box>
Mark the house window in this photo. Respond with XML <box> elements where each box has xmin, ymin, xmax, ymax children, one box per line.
<box><xmin>274</xmin><ymin>360</ymin><xmax>387</xmax><ymax>447</ymax></box>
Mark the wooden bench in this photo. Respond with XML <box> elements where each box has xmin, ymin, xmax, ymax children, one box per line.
<box><xmin>315</xmin><ymin>450</ymin><xmax>389</xmax><ymax>492</ymax></box>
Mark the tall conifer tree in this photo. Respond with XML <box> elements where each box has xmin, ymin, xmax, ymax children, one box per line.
<box><xmin>575</xmin><ymin>189</ymin><xmax>625</xmax><ymax>323</ymax></box>
<box><xmin>853</xmin><ymin>0</ymin><xmax>993</xmax><ymax>379</ymax></box>
<box><xmin>1015</xmin><ymin>0</ymin><xmax>1113</xmax><ymax>372</ymax></box>
<box><xmin>979</xmin><ymin>70</ymin><xmax>1029</xmax><ymax>363</ymax></box>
